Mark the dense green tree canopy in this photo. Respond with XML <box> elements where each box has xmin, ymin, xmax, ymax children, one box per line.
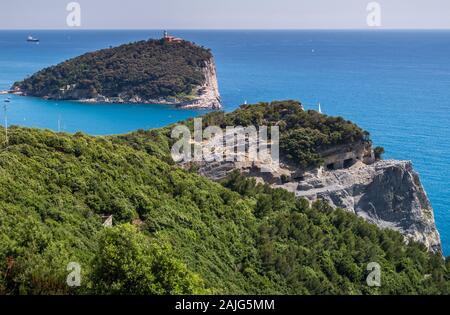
<box><xmin>91</xmin><ymin>224</ymin><xmax>207</xmax><ymax>295</ymax></box>
<box><xmin>0</xmin><ymin>102</ymin><xmax>448</xmax><ymax>295</ymax></box>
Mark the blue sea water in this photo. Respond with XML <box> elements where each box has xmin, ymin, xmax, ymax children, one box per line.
<box><xmin>0</xmin><ymin>30</ymin><xmax>448</xmax><ymax>255</ymax></box>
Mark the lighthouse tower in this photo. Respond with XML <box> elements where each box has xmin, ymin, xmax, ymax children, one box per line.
<box><xmin>162</xmin><ymin>30</ymin><xmax>183</xmax><ymax>43</ymax></box>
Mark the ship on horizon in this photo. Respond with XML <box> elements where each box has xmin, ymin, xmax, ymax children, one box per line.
<box><xmin>26</xmin><ymin>35</ymin><xmax>39</xmax><ymax>43</ymax></box>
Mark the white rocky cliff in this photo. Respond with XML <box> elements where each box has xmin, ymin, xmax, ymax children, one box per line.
<box><xmin>178</xmin><ymin>59</ymin><xmax>222</xmax><ymax>109</ymax></box>
<box><xmin>282</xmin><ymin>160</ymin><xmax>442</xmax><ymax>253</ymax></box>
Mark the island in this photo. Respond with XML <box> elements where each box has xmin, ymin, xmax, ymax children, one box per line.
<box><xmin>10</xmin><ymin>31</ymin><xmax>222</xmax><ymax>109</ymax></box>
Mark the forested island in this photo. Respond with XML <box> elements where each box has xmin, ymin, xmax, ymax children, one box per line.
<box><xmin>11</xmin><ymin>36</ymin><xmax>222</xmax><ymax>109</ymax></box>
<box><xmin>0</xmin><ymin>100</ymin><xmax>449</xmax><ymax>295</ymax></box>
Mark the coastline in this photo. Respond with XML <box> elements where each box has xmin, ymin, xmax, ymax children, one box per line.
<box><xmin>1</xmin><ymin>30</ymin><xmax>448</xmax><ymax>256</ymax></box>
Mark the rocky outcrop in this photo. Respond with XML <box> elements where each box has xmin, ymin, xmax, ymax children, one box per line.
<box><xmin>284</xmin><ymin>160</ymin><xmax>441</xmax><ymax>253</ymax></box>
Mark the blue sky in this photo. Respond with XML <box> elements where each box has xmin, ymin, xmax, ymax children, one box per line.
<box><xmin>1</xmin><ymin>0</ymin><xmax>450</xmax><ymax>29</ymax></box>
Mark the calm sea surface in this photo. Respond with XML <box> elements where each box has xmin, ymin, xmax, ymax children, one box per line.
<box><xmin>0</xmin><ymin>30</ymin><xmax>449</xmax><ymax>255</ymax></box>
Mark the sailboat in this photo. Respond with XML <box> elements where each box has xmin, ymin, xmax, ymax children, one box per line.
<box><xmin>318</xmin><ymin>102</ymin><xmax>322</xmax><ymax>114</ymax></box>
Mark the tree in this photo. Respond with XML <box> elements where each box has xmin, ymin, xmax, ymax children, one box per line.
<box><xmin>374</xmin><ymin>146</ymin><xmax>385</xmax><ymax>160</ymax></box>
<box><xmin>90</xmin><ymin>224</ymin><xmax>207</xmax><ymax>295</ymax></box>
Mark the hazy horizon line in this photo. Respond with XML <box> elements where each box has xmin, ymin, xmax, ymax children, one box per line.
<box><xmin>3</xmin><ymin>28</ymin><xmax>450</xmax><ymax>31</ymax></box>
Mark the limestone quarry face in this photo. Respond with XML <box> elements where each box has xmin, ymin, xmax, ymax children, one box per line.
<box><xmin>185</xmin><ymin>155</ymin><xmax>442</xmax><ymax>253</ymax></box>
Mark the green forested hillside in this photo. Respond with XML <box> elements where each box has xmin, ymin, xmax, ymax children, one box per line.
<box><xmin>0</xmin><ymin>102</ymin><xmax>449</xmax><ymax>295</ymax></box>
<box><xmin>13</xmin><ymin>39</ymin><xmax>212</xmax><ymax>101</ymax></box>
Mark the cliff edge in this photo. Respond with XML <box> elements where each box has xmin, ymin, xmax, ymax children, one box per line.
<box><xmin>288</xmin><ymin>160</ymin><xmax>441</xmax><ymax>253</ymax></box>
<box><xmin>177</xmin><ymin>58</ymin><xmax>221</xmax><ymax>109</ymax></box>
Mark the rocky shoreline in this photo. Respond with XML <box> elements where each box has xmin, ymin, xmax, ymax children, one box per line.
<box><xmin>3</xmin><ymin>89</ymin><xmax>222</xmax><ymax>110</ymax></box>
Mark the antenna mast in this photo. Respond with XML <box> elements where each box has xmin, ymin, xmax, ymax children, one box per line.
<box><xmin>3</xmin><ymin>102</ymin><xmax>8</xmax><ymax>146</ymax></box>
